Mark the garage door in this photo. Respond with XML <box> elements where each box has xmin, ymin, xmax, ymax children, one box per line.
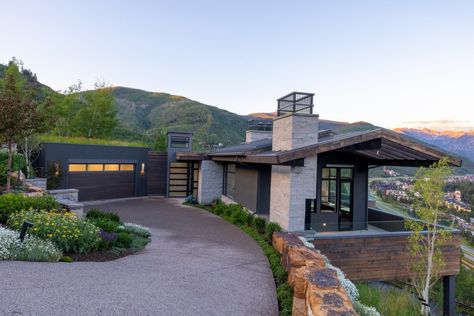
<box><xmin>68</xmin><ymin>163</ymin><xmax>135</xmax><ymax>201</ymax></box>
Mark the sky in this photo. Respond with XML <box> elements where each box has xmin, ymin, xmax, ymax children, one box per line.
<box><xmin>1</xmin><ymin>0</ymin><xmax>474</xmax><ymax>129</ymax></box>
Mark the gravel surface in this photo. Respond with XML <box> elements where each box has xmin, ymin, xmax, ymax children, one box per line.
<box><xmin>0</xmin><ymin>198</ymin><xmax>278</xmax><ymax>316</ymax></box>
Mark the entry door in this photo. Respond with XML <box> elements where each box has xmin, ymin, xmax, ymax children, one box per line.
<box><xmin>314</xmin><ymin>167</ymin><xmax>353</xmax><ymax>231</ymax></box>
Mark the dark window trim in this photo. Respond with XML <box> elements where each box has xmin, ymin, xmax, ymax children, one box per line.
<box><xmin>170</xmin><ymin>136</ymin><xmax>190</xmax><ymax>148</ymax></box>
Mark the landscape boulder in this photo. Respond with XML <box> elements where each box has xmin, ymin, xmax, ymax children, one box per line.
<box><xmin>272</xmin><ymin>232</ymin><xmax>357</xmax><ymax>316</ymax></box>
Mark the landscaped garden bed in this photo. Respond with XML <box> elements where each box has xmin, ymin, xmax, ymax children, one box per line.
<box><xmin>0</xmin><ymin>193</ymin><xmax>151</xmax><ymax>262</ymax></box>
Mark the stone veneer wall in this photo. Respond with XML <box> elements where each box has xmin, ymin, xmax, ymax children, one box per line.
<box><xmin>245</xmin><ymin>130</ymin><xmax>272</xmax><ymax>143</ymax></box>
<box><xmin>198</xmin><ymin>160</ymin><xmax>223</xmax><ymax>205</ymax></box>
<box><xmin>272</xmin><ymin>113</ymin><xmax>319</xmax><ymax>151</ymax></box>
<box><xmin>273</xmin><ymin>232</ymin><xmax>357</xmax><ymax>316</ymax></box>
<box><xmin>270</xmin><ymin>156</ymin><xmax>317</xmax><ymax>231</ymax></box>
<box><xmin>48</xmin><ymin>189</ymin><xmax>84</xmax><ymax>216</ymax></box>
<box><xmin>270</xmin><ymin>113</ymin><xmax>319</xmax><ymax>231</ymax></box>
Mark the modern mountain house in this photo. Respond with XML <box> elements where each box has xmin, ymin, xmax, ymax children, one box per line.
<box><xmin>35</xmin><ymin>92</ymin><xmax>462</xmax><ymax>314</ymax></box>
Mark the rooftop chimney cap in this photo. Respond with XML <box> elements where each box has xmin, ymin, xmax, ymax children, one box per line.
<box><xmin>277</xmin><ymin>92</ymin><xmax>315</xmax><ymax>116</ymax></box>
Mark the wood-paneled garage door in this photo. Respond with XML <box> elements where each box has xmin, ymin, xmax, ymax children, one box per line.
<box><xmin>68</xmin><ymin>163</ymin><xmax>136</xmax><ymax>201</ymax></box>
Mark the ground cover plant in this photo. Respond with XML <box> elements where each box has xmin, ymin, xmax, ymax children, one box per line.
<box><xmin>189</xmin><ymin>200</ymin><xmax>292</xmax><ymax>316</ymax></box>
<box><xmin>355</xmin><ymin>282</ymin><xmax>420</xmax><ymax>316</ymax></box>
<box><xmin>0</xmin><ymin>226</ymin><xmax>62</xmax><ymax>262</ymax></box>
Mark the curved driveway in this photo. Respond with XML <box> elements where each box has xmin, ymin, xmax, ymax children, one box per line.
<box><xmin>0</xmin><ymin>198</ymin><xmax>278</xmax><ymax>316</ymax></box>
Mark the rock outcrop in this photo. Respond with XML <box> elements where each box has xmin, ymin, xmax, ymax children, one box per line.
<box><xmin>272</xmin><ymin>232</ymin><xmax>357</xmax><ymax>316</ymax></box>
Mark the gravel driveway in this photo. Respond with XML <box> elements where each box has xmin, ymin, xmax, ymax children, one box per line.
<box><xmin>0</xmin><ymin>198</ymin><xmax>278</xmax><ymax>316</ymax></box>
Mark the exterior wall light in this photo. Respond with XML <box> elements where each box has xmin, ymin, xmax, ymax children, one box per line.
<box><xmin>140</xmin><ymin>162</ymin><xmax>145</xmax><ymax>174</ymax></box>
<box><xmin>323</xmin><ymin>223</ymin><xmax>327</xmax><ymax>227</ymax></box>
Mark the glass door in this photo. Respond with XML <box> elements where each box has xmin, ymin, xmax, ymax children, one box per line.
<box><xmin>317</xmin><ymin>167</ymin><xmax>353</xmax><ymax>231</ymax></box>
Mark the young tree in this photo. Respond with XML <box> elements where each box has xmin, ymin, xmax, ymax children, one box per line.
<box><xmin>0</xmin><ymin>61</ymin><xmax>51</xmax><ymax>191</ymax></box>
<box><xmin>405</xmin><ymin>158</ymin><xmax>453</xmax><ymax>315</ymax></box>
<box><xmin>73</xmin><ymin>81</ymin><xmax>117</xmax><ymax>138</ymax></box>
<box><xmin>18</xmin><ymin>135</ymin><xmax>43</xmax><ymax>179</ymax></box>
<box><xmin>52</xmin><ymin>81</ymin><xmax>82</xmax><ymax>137</ymax></box>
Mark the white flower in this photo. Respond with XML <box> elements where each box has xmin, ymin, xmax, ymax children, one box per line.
<box><xmin>123</xmin><ymin>223</ymin><xmax>151</xmax><ymax>238</ymax></box>
<box><xmin>300</xmin><ymin>235</ymin><xmax>380</xmax><ymax>315</ymax></box>
<box><xmin>0</xmin><ymin>226</ymin><xmax>61</xmax><ymax>262</ymax></box>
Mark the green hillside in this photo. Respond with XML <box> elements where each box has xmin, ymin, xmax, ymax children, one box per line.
<box><xmin>111</xmin><ymin>87</ymin><xmax>248</xmax><ymax>149</ymax></box>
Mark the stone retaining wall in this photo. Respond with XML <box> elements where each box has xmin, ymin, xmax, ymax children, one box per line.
<box><xmin>272</xmin><ymin>232</ymin><xmax>357</xmax><ymax>316</ymax></box>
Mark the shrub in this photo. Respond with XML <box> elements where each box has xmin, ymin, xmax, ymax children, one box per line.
<box><xmin>265</xmin><ymin>222</ymin><xmax>282</xmax><ymax>242</ymax></box>
<box><xmin>98</xmin><ymin>230</ymin><xmax>118</xmax><ymax>250</ymax></box>
<box><xmin>0</xmin><ymin>226</ymin><xmax>62</xmax><ymax>262</ymax></box>
<box><xmin>123</xmin><ymin>223</ymin><xmax>151</xmax><ymax>238</ymax></box>
<box><xmin>245</xmin><ymin>212</ymin><xmax>254</xmax><ymax>226</ymax></box>
<box><xmin>355</xmin><ymin>282</ymin><xmax>418</xmax><ymax>316</ymax></box>
<box><xmin>0</xmin><ymin>151</ymin><xmax>26</xmax><ymax>185</ymax></box>
<box><xmin>129</xmin><ymin>236</ymin><xmax>151</xmax><ymax>252</ymax></box>
<box><xmin>59</xmin><ymin>255</ymin><xmax>74</xmax><ymax>263</ymax></box>
<box><xmin>86</xmin><ymin>208</ymin><xmax>120</xmax><ymax>223</ymax></box>
<box><xmin>223</xmin><ymin>204</ymin><xmax>239</xmax><ymax>217</ymax></box>
<box><xmin>114</xmin><ymin>232</ymin><xmax>133</xmax><ymax>249</ymax></box>
<box><xmin>0</xmin><ymin>193</ymin><xmax>59</xmax><ymax>223</ymax></box>
<box><xmin>90</xmin><ymin>217</ymin><xmax>121</xmax><ymax>233</ymax></box>
<box><xmin>8</xmin><ymin>210</ymin><xmax>101</xmax><ymax>254</ymax></box>
<box><xmin>230</xmin><ymin>209</ymin><xmax>249</xmax><ymax>225</ymax></box>
<box><xmin>253</xmin><ymin>217</ymin><xmax>266</xmax><ymax>234</ymax></box>
<box><xmin>276</xmin><ymin>283</ymin><xmax>293</xmax><ymax>316</ymax></box>
<box><xmin>213</xmin><ymin>203</ymin><xmax>226</xmax><ymax>215</ymax></box>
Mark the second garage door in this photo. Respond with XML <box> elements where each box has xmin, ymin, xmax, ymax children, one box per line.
<box><xmin>68</xmin><ymin>163</ymin><xmax>136</xmax><ymax>201</ymax></box>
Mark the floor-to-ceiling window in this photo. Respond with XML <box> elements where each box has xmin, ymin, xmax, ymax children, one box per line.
<box><xmin>320</xmin><ymin>166</ymin><xmax>354</xmax><ymax>230</ymax></box>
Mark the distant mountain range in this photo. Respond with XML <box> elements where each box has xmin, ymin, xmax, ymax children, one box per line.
<box><xmin>394</xmin><ymin>128</ymin><xmax>474</xmax><ymax>162</ymax></box>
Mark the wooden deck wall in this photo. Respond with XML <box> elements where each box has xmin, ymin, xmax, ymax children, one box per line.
<box><xmin>312</xmin><ymin>231</ymin><xmax>461</xmax><ymax>281</ymax></box>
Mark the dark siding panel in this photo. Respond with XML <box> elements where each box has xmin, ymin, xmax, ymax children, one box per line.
<box><xmin>68</xmin><ymin>171</ymin><xmax>135</xmax><ymax>201</ymax></box>
<box><xmin>234</xmin><ymin>166</ymin><xmax>258</xmax><ymax>212</ymax></box>
<box><xmin>147</xmin><ymin>152</ymin><xmax>167</xmax><ymax>196</ymax></box>
<box><xmin>257</xmin><ymin>167</ymin><xmax>271</xmax><ymax>214</ymax></box>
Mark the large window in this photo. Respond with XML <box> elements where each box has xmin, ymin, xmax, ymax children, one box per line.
<box><xmin>223</xmin><ymin>163</ymin><xmax>235</xmax><ymax>199</ymax></box>
<box><xmin>68</xmin><ymin>163</ymin><xmax>135</xmax><ymax>172</ymax></box>
<box><xmin>320</xmin><ymin>167</ymin><xmax>353</xmax><ymax>214</ymax></box>
<box><xmin>321</xmin><ymin>167</ymin><xmax>337</xmax><ymax>213</ymax></box>
<box><xmin>170</xmin><ymin>136</ymin><xmax>189</xmax><ymax>148</ymax></box>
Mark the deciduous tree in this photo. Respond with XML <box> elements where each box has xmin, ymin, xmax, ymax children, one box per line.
<box><xmin>405</xmin><ymin>158</ymin><xmax>453</xmax><ymax>315</ymax></box>
<box><xmin>73</xmin><ymin>81</ymin><xmax>117</xmax><ymax>138</ymax></box>
<box><xmin>0</xmin><ymin>61</ymin><xmax>51</xmax><ymax>191</ymax></box>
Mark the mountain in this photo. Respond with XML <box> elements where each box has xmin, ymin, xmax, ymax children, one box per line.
<box><xmin>110</xmin><ymin>87</ymin><xmax>248</xmax><ymax>148</ymax></box>
<box><xmin>394</xmin><ymin>128</ymin><xmax>474</xmax><ymax>163</ymax></box>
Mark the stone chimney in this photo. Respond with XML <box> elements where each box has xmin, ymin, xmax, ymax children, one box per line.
<box><xmin>272</xmin><ymin>92</ymin><xmax>318</xmax><ymax>150</ymax></box>
<box><xmin>245</xmin><ymin>119</ymin><xmax>273</xmax><ymax>143</ymax></box>
<box><xmin>269</xmin><ymin>92</ymin><xmax>319</xmax><ymax>231</ymax></box>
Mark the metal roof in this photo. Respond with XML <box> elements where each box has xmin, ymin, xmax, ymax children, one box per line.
<box><xmin>176</xmin><ymin>127</ymin><xmax>462</xmax><ymax>167</ymax></box>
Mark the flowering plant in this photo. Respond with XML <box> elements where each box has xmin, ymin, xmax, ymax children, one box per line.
<box><xmin>8</xmin><ymin>210</ymin><xmax>101</xmax><ymax>254</ymax></box>
<box><xmin>122</xmin><ymin>223</ymin><xmax>151</xmax><ymax>238</ymax></box>
<box><xmin>0</xmin><ymin>226</ymin><xmax>62</xmax><ymax>261</ymax></box>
